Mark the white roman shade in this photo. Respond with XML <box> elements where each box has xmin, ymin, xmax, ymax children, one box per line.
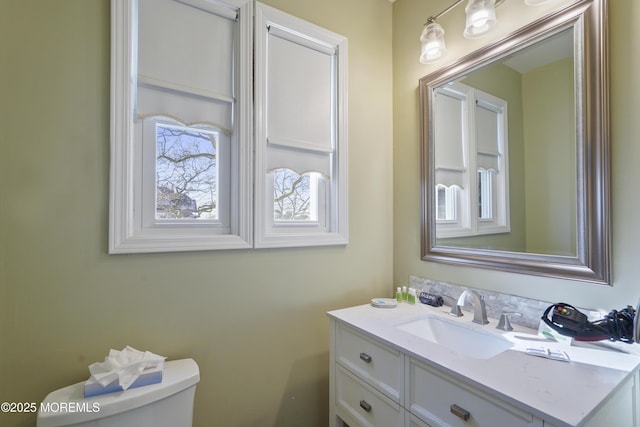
<box><xmin>137</xmin><ymin>0</ymin><xmax>236</xmax><ymax>132</ymax></box>
<box><xmin>434</xmin><ymin>88</ymin><xmax>468</xmax><ymax>188</ymax></box>
<box><xmin>265</xmin><ymin>24</ymin><xmax>334</xmax><ymax>177</ymax></box>
<box><xmin>475</xmin><ymin>98</ymin><xmax>502</xmax><ymax>172</ymax></box>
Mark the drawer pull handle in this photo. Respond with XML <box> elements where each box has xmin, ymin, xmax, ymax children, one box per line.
<box><xmin>359</xmin><ymin>400</ymin><xmax>372</xmax><ymax>413</ymax></box>
<box><xmin>359</xmin><ymin>352</ymin><xmax>372</xmax><ymax>363</ymax></box>
<box><xmin>450</xmin><ymin>404</ymin><xmax>470</xmax><ymax>421</ymax></box>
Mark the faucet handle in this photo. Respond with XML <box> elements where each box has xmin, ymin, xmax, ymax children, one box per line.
<box><xmin>496</xmin><ymin>312</ymin><xmax>522</xmax><ymax>331</ymax></box>
<box><xmin>449</xmin><ymin>304</ymin><xmax>463</xmax><ymax>317</ymax></box>
<box><xmin>448</xmin><ymin>294</ymin><xmax>463</xmax><ymax>317</ymax></box>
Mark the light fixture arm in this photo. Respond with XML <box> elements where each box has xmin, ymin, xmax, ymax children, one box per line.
<box><xmin>425</xmin><ymin>0</ymin><xmax>464</xmax><ymax>25</ymax></box>
<box><xmin>425</xmin><ymin>0</ymin><xmax>507</xmax><ymax>25</ymax></box>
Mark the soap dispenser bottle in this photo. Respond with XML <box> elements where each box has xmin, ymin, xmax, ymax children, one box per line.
<box><xmin>408</xmin><ymin>288</ymin><xmax>416</xmax><ymax>304</ymax></box>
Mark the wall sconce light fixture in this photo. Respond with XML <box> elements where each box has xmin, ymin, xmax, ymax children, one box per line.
<box><xmin>419</xmin><ymin>0</ymin><xmax>552</xmax><ymax>64</ymax></box>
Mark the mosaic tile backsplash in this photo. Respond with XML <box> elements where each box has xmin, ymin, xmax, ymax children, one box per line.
<box><xmin>408</xmin><ymin>275</ymin><xmax>553</xmax><ymax>330</ymax></box>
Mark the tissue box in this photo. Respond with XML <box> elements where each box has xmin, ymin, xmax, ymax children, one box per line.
<box><xmin>84</xmin><ymin>366</ymin><xmax>163</xmax><ymax>397</ymax></box>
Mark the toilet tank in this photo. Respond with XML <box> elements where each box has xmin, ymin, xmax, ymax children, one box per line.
<box><xmin>37</xmin><ymin>358</ymin><xmax>199</xmax><ymax>427</ymax></box>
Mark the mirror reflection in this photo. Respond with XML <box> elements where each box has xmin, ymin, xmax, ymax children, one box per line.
<box><xmin>433</xmin><ymin>29</ymin><xmax>576</xmax><ymax>256</ymax></box>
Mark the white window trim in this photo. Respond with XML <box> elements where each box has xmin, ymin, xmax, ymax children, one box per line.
<box><xmin>253</xmin><ymin>2</ymin><xmax>348</xmax><ymax>248</ymax></box>
<box><xmin>109</xmin><ymin>0</ymin><xmax>253</xmax><ymax>253</ymax></box>
<box><xmin>474</xmin><ymin>91</ymin><xmax>510</xmax><ymax>236</ymax></box>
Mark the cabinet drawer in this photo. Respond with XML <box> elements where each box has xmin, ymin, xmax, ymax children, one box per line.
<box><xmin>407</xmin><ymin>412</ymin><xmax>432</xmax><ymax>427</ymax></box>
<box><xmin>408</xmin><ymin>358</ymin><xmax>538</xmax><ymax>427</ymax></box>
<box><xmin>336</xmin><ymin>364</ymin><xmax>404</xmax><ymax>427</ymax></box>
<box><xmin>335</xmin><ymin>323</ymin><xmax>403</xmax><ymax>402</ymax></box>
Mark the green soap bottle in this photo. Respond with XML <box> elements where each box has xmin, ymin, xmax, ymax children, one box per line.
<box><xmin>408</xmin><ymin>288</ymin><xmax>416</xmax><ymax>304</ymax></box>
<box><xmin>396</xmin><ymin>287</ymin><xmax>403</xmax><ymax>303</ymax></box>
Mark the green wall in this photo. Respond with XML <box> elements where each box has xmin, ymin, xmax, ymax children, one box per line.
<box><xmin>523</xmin><ymin>58</ymin><xmax>576</xmax><ymax>255</ymax></box>
<box><xmin>0</xmin><ymin>0</ymin><xmax>393</xmax><ymax>426</ymax></box>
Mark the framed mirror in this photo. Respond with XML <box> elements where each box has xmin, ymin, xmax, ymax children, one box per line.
<box><xmin>419</xmin><ymin>0</ymin><xmax>610</xmax><ymax>284</ymax></box>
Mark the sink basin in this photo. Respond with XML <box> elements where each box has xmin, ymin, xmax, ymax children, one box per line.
<box><xmin>395</xmin><ymin>315</ymin><xmax>513</xmax><ymax>359</ymax></box>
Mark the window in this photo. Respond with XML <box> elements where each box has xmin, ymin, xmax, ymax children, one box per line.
<box><xmin>110</xmin><ymin>0</ymin><xmax>253</xmax><ymax>253</ymax></box>
<box><xmin>436</xmin><ymin>184</ymin><xmax>459</xmax><ymax>222</ymax></box>
<box><xmin>477</xmin><ymin>169</ymin><xmax>495</xmax><ymax>220</ymax></box>
<box><xmin>110</xmin><ymin>0</ymin><xmax>347</xmax><ymax>253</ymax></box>
<box><xmin>153</xmin><ymin>122</ymin><xmax>221</xmax><ymax>221</ymax></box>
<box><xmin>253</xmin><ymin>3</ymin><xmax>348</xmax><ymax>248</ymax></box>
<box><xmin>272</xmin><ymin>169</ymin><xmax>325</xmax><ymax>222</ymax></box>
<box><xmin>433</xmin><ymin>82</ymin><xmax>509</xmax><ymax>238</ymax></box>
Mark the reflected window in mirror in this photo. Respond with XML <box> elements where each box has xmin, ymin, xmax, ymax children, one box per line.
<box><xmin>434</xmin><ymin>83</ymin><xmax>509</xmax><ymax>239</ymax></box>
<box><xmin>436</xmin><ymin>185</ymin><xmax>459</xmax><ymax>222</ymax></box>
<box><xmin>478</xmin><ymin>169</ymin><xmax>495</xmax><ymax>220</ymax></box>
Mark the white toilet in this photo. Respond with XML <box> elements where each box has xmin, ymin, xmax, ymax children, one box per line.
<box><xmin>37</xmin><ymin>358</ymin><xmax>199</xmax><ymax>427</ymax></box>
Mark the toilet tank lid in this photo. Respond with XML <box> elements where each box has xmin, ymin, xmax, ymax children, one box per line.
<box><xmin>37</xmin><ymin>358</ymin><xmax>199</xmax><ymax>427</ymax></box>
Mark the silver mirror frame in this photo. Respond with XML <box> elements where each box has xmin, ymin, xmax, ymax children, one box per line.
<box><xmin>419</xmin><ymin>0</ymin><xmax>610</xmax><ymax>284</ymax></box>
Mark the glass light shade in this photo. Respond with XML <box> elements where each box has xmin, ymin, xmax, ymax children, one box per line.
<box><xmin>463</xmin><ymin>0</ymin><xmax>497</xmax><ymax>39</ymax></box>
<box><xmin>420</xmin><ymin>22</ymin><xmax>447</xmax><ymax>64</ymax></box>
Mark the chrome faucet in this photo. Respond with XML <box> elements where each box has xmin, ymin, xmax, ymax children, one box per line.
<box><xmin>456</xmin><ymin>290</ymin><xmax>489</xmax><ymax>325</ymax></box>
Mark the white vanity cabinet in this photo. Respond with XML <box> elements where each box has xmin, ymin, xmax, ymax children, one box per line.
<box><xmin>332</xmin><ymin>323</ymin><xmax>405</xmax><ymax>426</ymax></box>
<box><xmin>335</xmin><ymin>323</ymin><xmax>404</xmax><ymax>402</ymax></box>
<box><xmin>335</xmin><ymin>364</ymin><xmax>405</xmax><ymax>426</ymax></box>
<box><xmin>329</xmin><ymin>304</ymin><xmax>640</xmax><ymax>427</ymax></box>
<box><xmin>330</xmin><ymin>317</ymin><xmax>542</xmax><ymax>427</ymax></box>
<box><xmin>407</xmin><ymin>357</ymin><xmax>541</xmax><ymax>427</ymax></box>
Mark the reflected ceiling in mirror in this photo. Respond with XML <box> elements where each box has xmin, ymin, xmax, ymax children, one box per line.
<box><xmin>419</xmin><ymin>0</ymin><xmax>610</xmax><ymax>284</ymax></box>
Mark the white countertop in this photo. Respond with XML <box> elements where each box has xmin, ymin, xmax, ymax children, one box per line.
<box><xmin>328</xmin><ymin>302</ymin><xmax>640</xmax><ymax>427</ymax></box>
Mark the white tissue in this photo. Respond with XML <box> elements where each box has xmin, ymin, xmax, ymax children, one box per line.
<box><xmin>88</xmin><ymin>346</ymin><xmax>166</xmax><ymax>390</ymax></box>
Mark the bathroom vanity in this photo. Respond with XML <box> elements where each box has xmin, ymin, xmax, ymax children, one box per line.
<box><xmin>328</xmin><ymin>302</ymin><xmax>640</xmax><ymax>427</ymax></box>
